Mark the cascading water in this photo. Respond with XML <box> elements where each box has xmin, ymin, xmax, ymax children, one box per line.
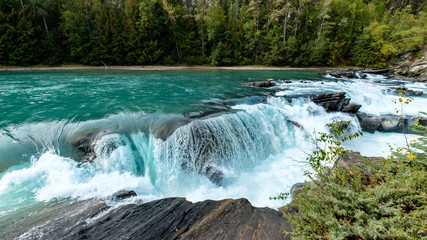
<box><xmin>0</xmin><ymin>70</ymin><xmax>425</xmax><ymax>224</ymax></box>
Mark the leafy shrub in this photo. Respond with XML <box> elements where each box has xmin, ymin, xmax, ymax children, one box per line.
<box><xmin>284</xmin><ymin>120</ymin><xmax>427</xmax><ymax>239</ymax></box>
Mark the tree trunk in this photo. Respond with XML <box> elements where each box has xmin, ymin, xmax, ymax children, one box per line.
<box><xmin>42</xmin><ymin>15</ymin><xmax>50</xmax><ymax>38</ymax></box>
<box><xmin>171</xmin><ymin>23</ymin><xmax>182</xmax><ymax>61</ymax></box>
<box><xmin>283</xmin><ymin>13</ymin><xmax>287</xmax><ymax>42</ymax></box>
<box><xmin>201</xmin><ymin>9</ymin><xmax>205</xmax><ymax>58</ymax></box>
<box><xmin>84</xmin><ymin>5</ymin><xmax>92</xmax><ymax>38</ymax></box>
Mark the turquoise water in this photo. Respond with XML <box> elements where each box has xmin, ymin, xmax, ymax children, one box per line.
<box><xmin>0</xmin><ymin>70</ymin><xmax>425</xmax><ymax>234</ymax></box>
<box><xmin>0</xmin><ymin>70</ymin><xmax>320</xmax><ymax>127</ymax></box>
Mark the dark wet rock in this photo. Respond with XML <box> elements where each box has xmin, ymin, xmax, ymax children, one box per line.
<box><xmin>386</xmin><ymin>87</ymin><xmax>423</xmax><ymax>96</ymax></box>
<box><xmin>149</xmin><ymin>116</ymin><xmax>191</xmax><ymax>141</ymax></box>
<box><xmin>72</xmin><ymin>129</ymin><xmax>112</xmax><ymax>162</ymax></box>
<box><xmin>185</xmin><ymin>96</ymin><xmax>265</xmax><ymax>119</ymax></box>
<box><xmin>98</xmin><ymin>135</ymin><xmax>126</xmax><ymax>156</ymax></box>
<box><xmin>362</xmin><ymin>68</ymin><xmax>390</xmax><ymax>75</ymax></box>
<box><xmin>241</xmin><ymin>81</ymin><xmax>276</xmax><ymax>87</ymax></box>
<box><xmin>2</xmin><ymin>197</ymin><xmax>292</xmax><ymax>240</ymax></box>
<box><xmin>111</xmin><ymin>190</ymin><xmax>137</xmax><ymax>201</ymax></box>
<box><xmin>204</xmin><ymin>165</ymin><xmax>224</xmax><ymax>185</ymax></box>
<box><xmin>310</xmin><ymin>91</ymin><xmax>346</xmax><ymax>111</ymax></box>
<box><xmin>357</xmin><ymin>113</ymin><xmax>399</xmax><ymax>133</ymax></box>
<box><xmin>356</xmin><ymin>112</ymin><xmax>426</xmax><ymax>133</ymax></box>
<box><xmin>74</xmin><ymin>137</ymin><xmax>97</xmax><ymax>162</ymax></box>
<box><xmin>326</xmin><ymin>69</ymin><xmax>367</xmax><ymax>79</ymax></box>
<box><xmin>309</xmin><ymin>92</ymin><xmax>361</xmax><ymax>113</ymax></box>
<box><xmin>341</xmin><ymin>103</ymin><xmax>362</xmax><ymax>113</ymax></box>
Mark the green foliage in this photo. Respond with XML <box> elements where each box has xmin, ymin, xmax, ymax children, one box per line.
<box><xmin>0</xmin><ymin>0</ymin><xmax>426</xmax><ymax>66</ymax></box>
<box><xmin>210</xmin><ymin>42</ymin><xmax>232</xmax><ymax>66</ymax></box>
<box><xmin>307</xmin><ymin>121</ymin><xmax>362</xmax><ymax>178</ymax></box>
<box><xmin>0</xmin><ymin>2</ymin><xmax>40</xmax><ymax>66</ymax></box>
<box><xmin>283</xmin><ymin>118</ymin><xmax>427</xmax><ymax>239</ymax></box>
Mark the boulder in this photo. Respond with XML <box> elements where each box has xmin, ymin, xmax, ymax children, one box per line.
<box><xmin>356</xmin><ymin>113</ymin><xmax>383</xmax><ymax>133</ymax></box>
<box><xmin>356</xmin><ymin>112</ymin><xmax>426</xmax><ymax>133</ymax></box>
<box><xmin>389</xmin><ymin>87</ymin><xmax>424</xmax><ymax>96</ymax></box>
<box><xmin>309</xmin><ymin>92</ymin><xmax>361</xmax><ymax>113</ymax></box>
<box><xmin>326</xmin><ymin>69</ymin><xmax>367</xmax><ymax>79</ymax></box>
<box><xmin>3</xmin><ymin>197</ymin><xmax>292</xmax><ymax>240</ymax></box>
<box><xmin>72</xmin><ymin>129</ymin><xmax>112</xmax><ymax>162</ymax></box>
<box><xmin>341</xmin><ymin>103</ymin><xmax>362</xmax><ymax>113</ymax></box>
<box><xmin>110</xmin><ymin>190</ymin><xmax>137</xmax><ymax>201</ymax></box>
<box><xmin>241</xmin><ymin>81</ymin><xmax>276</xmax><ymax>87</ymax></box>
<box><xmin>310</xmin><ymin>92</ymin><xmax>346</xmax><ymax>111</ymax></box>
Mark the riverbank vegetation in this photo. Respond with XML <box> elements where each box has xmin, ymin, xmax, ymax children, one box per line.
<box><xmin>1</xmin><ymin>0</ymin><xmax>426</xmax><ymax>67</ymax></box>
<box><xmin>284</xmin><ymin>119</ymin><xmax>427</xmax><ymax>239</ymax></box>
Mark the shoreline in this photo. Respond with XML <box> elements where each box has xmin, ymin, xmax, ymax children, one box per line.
<box><xmin>0</xmin><ymin>65</ymin><xmax>353</xmax><ymax>72</ymax></box>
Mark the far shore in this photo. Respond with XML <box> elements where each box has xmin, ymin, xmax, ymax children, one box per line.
<box><xmin>0</xmin><ymin>65</ymin><xmax>359</xmax><ymax>72</ymax></box>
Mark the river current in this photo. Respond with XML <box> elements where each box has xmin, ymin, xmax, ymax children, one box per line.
<box><xmin>0</xmin><ymin>70</ymin><xmax>425</xmax><ymax>227</ymax></box>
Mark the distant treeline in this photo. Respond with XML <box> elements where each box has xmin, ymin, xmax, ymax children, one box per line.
<box><xmin>1</xmin><ymin>0</ymin><xmax>426</xmax><ymax>67</ymax></box>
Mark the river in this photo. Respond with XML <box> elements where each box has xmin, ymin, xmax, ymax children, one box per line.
<box><xmin>0</xmin><ymin>70</ymin><xmax>425</xmax><ymax>231</ymax></box>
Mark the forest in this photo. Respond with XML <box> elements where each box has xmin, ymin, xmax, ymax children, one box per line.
<box><xmin>1</xmin><ymin>0</ymin><xmax>426</xmax><ymax>67</ymax></box>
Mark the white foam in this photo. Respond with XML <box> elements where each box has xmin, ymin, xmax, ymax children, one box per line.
<box><xmin>344</xmin><ymin>132</ymin><xmax>420</xmax><ymax>157</ymax></box>
<box><xmin>365</xmin><ymin>73</ymin><xmax>387</xmax><ymax>80</ymax></box>
<box><xmin>0</xmin><ymin>152</ymin><xmax>155</xmax><ymax>202</ymax></box>
<box><xmin>274</xmin><ymin>77</ymin><xmax>426</xmax><ymax>116</ymax></box>
<box><xmin>1</xmin><ymin>88</ymin><xmax>425</xmax><ymax>212</ymax></box>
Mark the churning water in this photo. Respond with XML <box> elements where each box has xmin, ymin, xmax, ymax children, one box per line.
<box><xmin>0</xmin><ymin>70</ymin><xmax>425</xmax><ymax>223</ymax></box>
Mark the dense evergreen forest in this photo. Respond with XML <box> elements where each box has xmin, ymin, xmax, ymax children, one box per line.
<box><xmin>1</xmin><ymin>0</ymin><xmax>426</xmax><ymax>67</ymax></box>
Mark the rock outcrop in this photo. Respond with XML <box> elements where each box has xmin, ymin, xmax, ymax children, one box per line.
<box><xmin>1</xmin><ymin>196</ymin><xmax>292</xmax><ymax>240</ymax></box>
<box><xmin>310</xmin><ymin>92</ymin><xmax>362</xmax><ymax>113</ymax></box>
<box><xmin>392</xmin><ymin>47</ymin><xmax>427</xmax><ymax>82</ymax></box>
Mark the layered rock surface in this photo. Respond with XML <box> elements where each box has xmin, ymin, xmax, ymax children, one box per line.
<box><xmin>392</xmin><ymin>47</ymin><xmax>427</xmax><ymax>82</ymax></box>
<box><xmin>309</xmin><ymin>92</ymin><xmax>361</xmax><ymax>113</ymax></box>
<box><xmin>1</xmin><ymin>196</ymin><xmax>291</xmax><ymax>240</ymax></box>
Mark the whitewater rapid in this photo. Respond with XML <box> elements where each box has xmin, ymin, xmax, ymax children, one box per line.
<box><xmin>0</xmin><ymin>73</ymin><xmax>425</xmax><ymax>215</ymax></box>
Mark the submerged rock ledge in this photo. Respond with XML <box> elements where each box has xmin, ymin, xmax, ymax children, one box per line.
<box><xmin>2</xmin><ymin>196</ymin><xmax>292</xmax><ymax>240</ymax></box>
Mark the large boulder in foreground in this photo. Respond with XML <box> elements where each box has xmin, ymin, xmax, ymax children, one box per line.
<box><xmin>2</xmin><ymin>197</ymin><xmax>291</xmax><ymax>240</ymax></box>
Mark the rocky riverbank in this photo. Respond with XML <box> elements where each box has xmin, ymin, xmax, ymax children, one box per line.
<box><xmin>1</xmin><ymin>194</ymin><xmax>292</xmax><ymax>240</ymax></box>
<box><xmin>326</xmin><ymin>47</ymin><xmax>427</xmax><ymax>82</ymax></box>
